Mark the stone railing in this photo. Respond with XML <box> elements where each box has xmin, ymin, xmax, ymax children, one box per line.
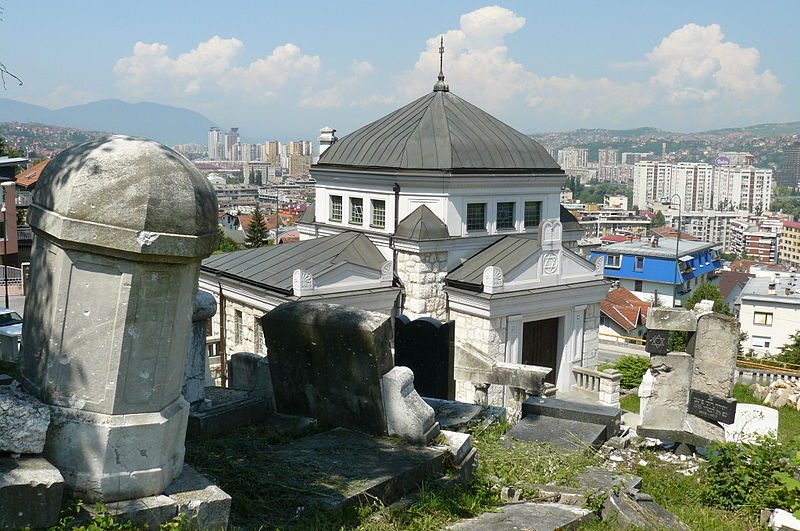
<box><xmin>736</xmin><ymin>366</ymin><xmax>800</xmax><ymax>386</ymax></box>
<box><xmin>17</xmin><ymin>226</ymin><xmax>32</xmax><ymax>241</ymax></box>
<box><xmin>571</xmin><ymin>366</ymin><xmax>621</xmax><ymax>407</ymax></box>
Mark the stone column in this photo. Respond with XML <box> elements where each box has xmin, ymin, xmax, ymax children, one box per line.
<box><xmin>184</xmin><ymin>291</ymin><xmax>217</xmax><ymax>407</ymax></box>
<box><xmin>17</xmin><ymin>135</ymin><xmax>219</xmax><ymax>502</ymax></box>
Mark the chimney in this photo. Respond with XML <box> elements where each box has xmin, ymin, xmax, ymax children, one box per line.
<box><xmin>769</xmin><ymin>283</ymin><xmax>776</xmax><ymax>295</ymax></box>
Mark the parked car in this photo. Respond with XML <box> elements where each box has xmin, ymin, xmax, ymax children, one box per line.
<box><xmin>0</xmin><ymin>308</ymin><xmax>22</xmax><ymax>362</ymax></box>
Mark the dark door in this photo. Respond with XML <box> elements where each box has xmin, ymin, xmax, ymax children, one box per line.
<box><xmin>394</xmin><ymin>316</ymin><xmax>455</xmax><ymax>399</ymax></box>
<box><xmin>522</xmin><ymin>317</ymin><xmax>560</xmax><ymax>384</ymax></box>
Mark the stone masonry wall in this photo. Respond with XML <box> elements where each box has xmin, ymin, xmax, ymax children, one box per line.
<box><xmin>582</xmin><ymin>302</ymin><xmax>601</xmax><ymax>370</ymax></box>
<box><xmin>396</xmin><ymin>250</ymin><xmax>448</xmax><ymax>321</ymax></box>
<box><xmin>451</xmin><ymin>309</ymin><xmax>507</xmax><ymax>407</ymax></box>
<box><xmin>212</xmin><ymin>298</ymin><xmax>267</xmax><ymax>357</ymax></box>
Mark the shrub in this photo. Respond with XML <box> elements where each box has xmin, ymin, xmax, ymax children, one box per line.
<box><xmin>608</xmin><ymin>355</ymin><xmax>650</xmax><ymax>389</ymax></box>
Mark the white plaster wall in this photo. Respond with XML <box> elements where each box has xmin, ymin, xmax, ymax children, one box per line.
<box><xmin>740</xmin><ymin>300</ymin><xmax>800</xmax><ymax>356</ymax></box>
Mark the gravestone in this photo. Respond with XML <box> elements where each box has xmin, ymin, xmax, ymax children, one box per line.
<box><xmin>638</xmin><ymin>303</ymin><xmax>740</xmax><ymax>446</ymax></box>
<box><xmin>724</xmin><ymin>403</ymin><xmax>779</xmax><ymax>443</ymax></box>
<box><xmin>262</xmin><ymin>302</ymin><xmax>394</xmax><ymax>434</ymax></box>
<box><xmin>17</xmin><ymin>135</ymin><xmax>219</xmax><ymax>502</ymax></box>
<box><xmin>184</xmin><ymin>291</ymin><xmax>216</xmax><ymax>406</ymax></box>
<box><xmin>394</xmin><ymin>316</ymin><xmax>455</xmax><ymax>399</ymax></box>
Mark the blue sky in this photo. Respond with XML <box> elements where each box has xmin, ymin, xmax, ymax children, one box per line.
<box><xmin>3</xmin><ymin>1</ymin><xmax>799</xmax><ymax>141</ymax></box>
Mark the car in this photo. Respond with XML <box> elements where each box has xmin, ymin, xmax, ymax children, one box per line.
<box><xmin>0</xmin><ymin>308</ymin><xmax>22</xmax><ymax>362</ymax></box>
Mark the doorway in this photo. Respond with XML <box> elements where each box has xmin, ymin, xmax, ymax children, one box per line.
<box><xmin>522</xmin><ymin>317</ymin><xmax>560</xmax><ymax>384</ymax></box>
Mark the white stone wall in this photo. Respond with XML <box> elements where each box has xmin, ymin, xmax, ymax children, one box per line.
<box><xmin>210</xmin><ymin>298</ymin><xmax>267</xmax><ymax>356</ymax></box>
<box><xmin>582</xmin><ymin>302</ymin><xmax>601</xmax><ymax>369</ymax></box>
<box><xmin>451</xmin><ymin>309</ymin><xmax>508</xmax><ymax>407</ymax></box>
<box><xmin>397</xmin><ymin>250</ymin><xmax>449</xmax><ymax>321</ymax></box>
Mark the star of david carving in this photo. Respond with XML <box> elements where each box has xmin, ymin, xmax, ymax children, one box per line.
<box><xmin>646</xmin><ymin>329</ymin><xmax>670</xmax><ymax>354</ymax></box>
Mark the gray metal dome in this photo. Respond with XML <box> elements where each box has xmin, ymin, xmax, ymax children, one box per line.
<box><xmin>316</xmin><ymin>90</ymin><xmax>559</xmax><ymax>172</ymax></box>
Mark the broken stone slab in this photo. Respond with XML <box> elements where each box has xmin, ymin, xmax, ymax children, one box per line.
<box><xmin>602</xmin><ymin>491</ymin><xmax>690</xmax><ymax>530</ymax></box>
<box><xmin>0</xmin><ymin>383</ymin><xmax>50</xmax><ymax>454</ymax></box>
<box><xmin>0</xmin><ymin>456</ymin><xmax>64</xmax><ymax>529</ymax></box>
<box><xmin>576</xmin><ymin>467</ymin><xmax>642</xmax><ymax>493</ymax></box>
<box><xmin>227</xmin><ymin>351</ymin><xmax>263</xmax><ymax>392</ymax></box>
<box><xmin>79</xmin><ymin>495</ymin><xmax>178</xmax><ymax>529</ymax></box>
<box><xmin>382</xmin><ymin>366</ymin><xmax>440</xmax><ymax>445</ymax></box>
<box><xmin>423</xmin><ymin>397</ymin><xmax>506</xmax><ymax>431</ymax></box>
<box><xmin>646</xmin><ymin>307</ymin><xmax>697</xmax><ymax>332</ymax></box>
<box><xmin>435</xmin><ymin>430</ymin><xmax>477</xmax><ymax>482</ymax></box>
<box><xmin>447</xmin><ymin>502</ymin><xmax>595</xmax><ymax>530</ymax></box>
<box><xmin>640</xmin><ymin>353</ymin><xmax>693</xmax><ymax>435</ymax></box>
<box><xmin>164</xmin><ymin>464</ymin><xmax>231</xmax><ymax>531</ymax></box>
<box><xmin>520</xmin><ymin>483</ymin><xmax>601</xmax><ymax>505</ymax></box>
<box><xmin>262</xmin><ymin>302</ymin><xmax>393</xmax><ymax>435</ymax></box>
<box><xmin>770</xmin><ymin>508</ymin><xmax>800</xmax><ymax>531</ymax></box>
<box><xmin>522</xmin><ymin>397</ymin><xmax>622</xmax><ymax>440</ymax></box>
<box><xmin>690</xmin><ymin>313</ymin><xmax>739</xmax><ymax>397</ymax></box>
<box><xmin>186</xmin><ymin>387</ymin><xmax>269</xmax><ymax>440</ymax></box>
<box><xmin>724</xmin><ymin>403</ymin><xmax>779</xmax><ymax>443</ymax></box>
<box><xmin>507</xmin><ymin>415</ymin><xmax>608</xmax><ymax>451</ymax></box>
<box><xmin>184</xmin><ymin>291</ymin><xmax>217</xmax><ymax>406</ymax></box>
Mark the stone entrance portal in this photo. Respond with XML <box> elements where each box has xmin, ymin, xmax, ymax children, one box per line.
<box><xmin>522</xmin><ymin>318</ymin><xmax>560</xmax><ymax>385</ymax></box>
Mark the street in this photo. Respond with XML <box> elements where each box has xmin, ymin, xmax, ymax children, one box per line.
<box><xmin>597</xmin><ymin>340</ymin><xmax>648</xmax><ymax>364</ymax></box>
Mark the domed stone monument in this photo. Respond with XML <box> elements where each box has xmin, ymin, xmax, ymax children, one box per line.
<box><xmin>18</xmin><ymin>135</ymin><xmax>219</xmax><ymax>502</ymax></box>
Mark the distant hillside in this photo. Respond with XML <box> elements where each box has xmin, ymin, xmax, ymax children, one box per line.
<box><xmin>0</xmin><ymin>98</ymin><xmax>216</xmax><ymax>145</ymax></box>
<box><xmin>696</xmin><ymin>122</ymin><xmax>800</xmax><ymax>138</ymax></box>
<box><xmin>532</xmin><ymin>121</ymin><xmax>800</xmax><ymax>141</ymax></box>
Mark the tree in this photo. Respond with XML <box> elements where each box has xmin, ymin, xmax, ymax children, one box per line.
<box><xmin>650</xmin><ymin>290</ymin><xmax>663</xmax><ymax>308</ymax></box>
<box><xmin>776</xmin><ymin>331</ymin><xmax>800</xmax><ymax>366</ymax></box>
<box><xmin>683</xmin><ymin>281</ymin><xmax>731</xmax><ymax>315</ymax></box>
<box><xmin>651</xmin><ymin>211</ymin><xmax>666</xmax><ymax>228</ymax></box>
<box><xmin>244</xmin><ymin>203</ymin><xmax>269</xmax><ymax>248</ymax></box>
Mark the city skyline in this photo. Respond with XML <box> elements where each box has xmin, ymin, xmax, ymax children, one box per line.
<box><xmin>2</xmin><ymin>1</ymin><xmax>799</xmax><ymax>141</ymax></box>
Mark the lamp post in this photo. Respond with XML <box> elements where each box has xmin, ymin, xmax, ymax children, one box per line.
<box><xmin>661</xmin><ymin>194</ymin><xmax>682</xmax><ymax>307</ymax></box>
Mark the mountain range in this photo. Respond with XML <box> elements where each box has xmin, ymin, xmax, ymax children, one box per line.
<box><xmin>0</xmin><ymin>98</ymin><xmax>215</xmax><ymax>146</ymax></box>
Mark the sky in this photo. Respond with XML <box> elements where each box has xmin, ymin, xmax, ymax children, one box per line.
<box><xmin>2</xmin><ymin>1</ymin><xmax>799</xmax><ymax>141</ymax></box>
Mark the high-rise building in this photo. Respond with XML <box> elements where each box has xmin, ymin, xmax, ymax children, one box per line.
<box><xmin>207</xmin><ymin>127</ymin><xmax>222</xmax><ymax>159</ymax></box>
<box><xmin>714</xmin><ymin>166</ymin><xmax>773</xmax><ymax>213</ymax></box>
<box><xmin>621</xmin><ymin>152</ymin><xmax>654</xmax><ymax>165</ymax></box>
<box><xmin>224</xmin><ymin>128</ymin><xmax>240</xmax><ymax>160</ymax></box>
<box><xmin>632</xmin><ymin>162</ymin><xmax>713</xmax><ymax>211</ymax></box>
<box><xmin>779</xmin><ymin>142</ymin><xmax>800</xmax><ymax>188</ymax></box>
<box><xmin>598</xmin><ymin>148</ymin><xmax>618</xmax><ymax>166</ymax></box>
<box><xmin>717</xmin><ymin>151</ymin><xmax>755</xmax><ymax>167</ymax></box>
<box><xmin>557</xmin><ymin>147</ymin><xmax>588</xmax><ymax>170</ymax></box>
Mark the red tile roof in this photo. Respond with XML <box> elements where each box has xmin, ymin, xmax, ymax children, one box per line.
<box><xmin>601</xmin><ymin>286</ymin><xmax>652</xmax><ymax>332</ymax></box>
<box><xmin>15</xmin><ymin>159</ymin><xmax>50</xmax><ymax>189</ymax></box>
<box><xmin>602</xmin><ymin>234</ymin><xmax>629</xmax><ymax>242</ymax></box>
<box><xmin>783</xmin><ymin>220</ymin><xmax>800</xmax><ymax>230</ymax></box>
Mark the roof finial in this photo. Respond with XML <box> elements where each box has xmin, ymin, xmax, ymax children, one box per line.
<box><xmin>433</xmin><ymin>36</ymin><xmax>449</xmax><ymax>92</ymax></box>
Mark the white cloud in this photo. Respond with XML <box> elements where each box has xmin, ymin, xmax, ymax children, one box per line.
<box><xmin>299</xmin><ymin>61</ymin><xmax>374</xmax><ymax>109</ymax></box>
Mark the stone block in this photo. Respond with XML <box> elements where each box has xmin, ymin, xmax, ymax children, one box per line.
<box><xmin>576</xmin><ymin>467</ymin><xmax>642</xmax><ymax>493</ymax></box>
<box><xmin>164</xmin><ymin>464</ymin><xmax>231</xmax><ymax>531</ymax></box>
<box><xmin>640</xmin><ymin>353</ymin><xmax>693</xmax><ymax>434</ymax></box>
<box><xmin>262</xmin><ymin>302</ymin><xmax>393</xmax><ymax>435</ymax></box>
<box><xmin>770</xmin><ymin>508</ymin><xmax>800</xmax><ymax>531</ymax></box>
<box><xmin>253</xmin><ymin>356</ymin><xmax>276</xmax><ymax>409</ymax></box>
<box><xmin>507</xmin><ymin>415</ymin><xmax>608</xmax><ymax>450</ymax></box>
<box><xmin>381</xmin><ymin>366</ymin><xmax>439</xmax><ymax>444</ymax></box>
<box><xmin>186</xmin><ymin>387</ymin><xmax>269</xmax><ymax>440</ymax></box>
<box><xmin>0</xmin><ymin>384</ymin><xmax>50</xmax><ymax>454</ymax></box>
<box><xmin>724</xmin><ymin>403</ymin><xmax>779</xmax><ymax>443</ymax></box>
<box><xmin>447</xmin><ymin>502</ymin><xmax>595</xmax><ymax>530</ymax></box>
<box><xmin>522</xmin><ymin>397</ymin><xmax>621</xmax><ymax>440</ymax></box>
<box><xmin>691</xmin><ymin>313</ymin><xmax>739</xmax><ymax>397</ymax></box>
<box><xmin>603</xmin><ymin>491</ymin><xmax>690</xmax><ymax>530</ymax></box>
<box><xmin>184</xmin><ymin>291</ymin><xmax>217</xmax><ymax>405</ymax></box>
<box><xmin>83</xmin><ymin>495</ymin><xmax>177</xmax><ymax>529</ymax></box>
<box><xmin>646</xmin><ymin>307</ymin><xmax>697</xmax><ymax>331</ymax></box>
<box><xmin>0</xmin><ymin>456</ymin><xmax>64</xmax><ymax>529</ymax></box>
<box><xmin>227</xmin><ymin>351</ymin><xmax>263</xmax><ymax>392</ymax></box>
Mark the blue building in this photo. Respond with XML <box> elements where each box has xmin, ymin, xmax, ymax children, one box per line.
<box><xmin>590</xmin><ymin>236</ymin><xmax>723</xmax><ymax>307</ymax></box>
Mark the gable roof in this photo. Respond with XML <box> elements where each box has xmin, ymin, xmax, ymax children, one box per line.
<box><xmin>600</xmin><ymin>286</ymin><xmax>651</xmax><ymax>332</ymax></box>
<box><xmin>201</xmin><ymin>231</ymin><xmax>386</xmax><ymax>294</ymax></box>
<box><xmin>15</xmin><ymin>159</ymin><xmax>50</xmax><ymax>189</ymax></box>
<box><xmin>395</xmin><ymin>205</ymin><xmax>450</xmax><ymax>240</ymax></box>
<box><xmin>445</xmin><ymin>236</ymin><xmax>540</xmax><ymax>289</ymax></box>
<box><xmin>315</xmin><ymin>90</ymin><xmax>559</xmax><ymax>172</ymax></box>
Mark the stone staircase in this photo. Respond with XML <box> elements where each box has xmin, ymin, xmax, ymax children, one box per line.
<box><xmin>507</xmin><ymin>396</ymin><xmax>622</xmax><ymax>450</ymax></box>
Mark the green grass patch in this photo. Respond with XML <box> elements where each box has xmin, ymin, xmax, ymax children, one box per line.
<box><xmin>732</xmin><ymin>383</ymin><xmax>800</xmax><ymax>442</ymax></box>
<box><xmin>619</xmin><ymin>393</ymin><xmax>640</xmax><ymax>414</ymax></box>
<box><xmin>0</xmin><ymin>360</ymin><xmax>16</xmax><ymax>379</ymax></box>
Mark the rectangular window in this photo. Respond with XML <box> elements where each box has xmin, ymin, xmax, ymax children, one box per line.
<box><xmin>350</xmin><ymin>197</ymin><xmax>363</xmax><ymax>224</ymax></box>
<box><xmin>754</xmin><ymin>312</ymin><xmax>773</xmax><ymax>326</ymax></box>
<box><xmin>752</xmin><ymin>335</ymin><xmax>771</xmax><ymax>348</ymax></box>
<box><xmin>524</xmin><ymin>201</ymin><xmax>542</xmax><ymax>228</ymax></box>
<box><xmin>634</xmin><ymin>256</ymin><xmax>645</xmax><ymax>271</ymax></box>
<box><xmin>371</xmin><ymin>199</ymin><xmax>386</xmax><ymax>228</ymax></box>
<box><xmin>634</xmin><ymin>280</ymin><xmax>643</xmax><ymax>291</ymax></box>
<box><xmin>466</xmin><ymin>203</ymin><xmax>486</xmax><ymax>231</ymax></box>
<box><xmin>253</xmin><ymin>318</ymin><xmax>263</xmax><ymax>354</ymax></box>
<box><xmin>606</xmin><ymin>254</ymin><xmax>622</xmax><ymax>268</ymax></box>
<box><xmin>330</xmin><ymin>195</ymin><xmax>342</xmax><ymax>222</ymax></box>
<box><xmin>496</xmin><ymin>202</ymin><xmax>515</xmax><ymax>230</ymax></box>
<box><xmin>234</xmin><ymin>309</ymin><xmax>243</xmax><ymax>345</ymax></box>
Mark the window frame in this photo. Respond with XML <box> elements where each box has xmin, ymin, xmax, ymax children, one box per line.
<box><xmin>751</xmin><ymin>335</ymin><xmax>772</xmax><ymax>348</ymax></box>
<box><xmin>524</xmin><ymin>201</ymin><xmax>542</xmax><ymax>229</ymax></box>
<box><xmin>634</xmin><ymin>256</ymin><xmax>645</xmax><ymax>271</ymax></box>
<box><xmin>329</xmin><ymin>195</ymin><xmax>343</xmax><ymax>222</ymax></box>
<box><xmin>349</xmin><ymin>197</ymin><xmax>364</xmax><ymax>225</ymax></box>
<box><xmin>753</xmin><ymin>311</ymin><xmax>773</xmax><ymax>326</ymax></box>
<box><xmin>370</xmin><ymin>199</ymin><xmax>386</xmax><ymax>229</ymax></box>
<box><xmin>466</xmin><ymin>202</ymin><xmax>487</xmax><ymax>232</ymax></box>
<box><xmin>496</xmin><ymin>201</ymin><xmax>515</xmax><ymax>230</ymax></box>
<box><xmin>606</xmin><ymin>254</ymin><xmax>622</xmax><ymax>269</ymax></box>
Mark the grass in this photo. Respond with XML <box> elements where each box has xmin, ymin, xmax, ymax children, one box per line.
<box><xmin>732</xmin><ymin>383</ymin><xmax>800</xmax><ymax>442</ymax></box>
<box><xmin>619</xmin><ymin>393</ymin><xmax>640</xmax><ymax>414</ymax></box>
<box><xmin>0</xmin><ymin>359</ymin><xmax>16</xmax><ymax>378</ymax></box>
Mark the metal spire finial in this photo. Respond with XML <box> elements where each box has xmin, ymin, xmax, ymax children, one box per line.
<box><xmin>433</xmin><ymin>36</ymin><xmax>449</xmax><ymax>92</ymax></box>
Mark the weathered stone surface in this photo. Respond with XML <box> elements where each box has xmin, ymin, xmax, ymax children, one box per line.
<box><xmin>576</xmin><ymin>467</ymin><xmax>642</xmax><ymax>493</ymax></box>
<box><xmin>724</xmin><ymin>403</ymin><xmax>779</xmax><ymax>443</ymax></box>
<box><xmin>447</xmin><ymin>502</ymin><xmax>595</xmax><ymax>530</ymax></box>
<box><xmin>164</xmin><ymin>464</ymin><xmax>231</xmax><ymax>531</ymax></box>
<box><xmin>184</xmin><ymin>291</ymin><xmax>217</xmax><ymax>405</ymax></box>
<box><xmin>227</xmin><ymin>351</ymin><xmax>263</xmax><ymax>392</ymax></box>
<box><xmin>423</xmin><ymin>397</ymin><xmax>506</xmax><ymax>430</ymax></box>
<box><xmin>640</xmin><ymin>353</ymin><xmax>693</xmax><ymax>434</ymax></box>
<box><xmin>508</xmin><ymin>415</ymin><xmax>608</xmax><ymax>450</ymax></box>
<box><xmin>690</xmin><ymin>313</ymin><xmax>739</xmax><ymax>397</ymax></box>
<box><xmin>770</xmin><ymin>508</ymin><xmax>800</xmax><ymax>531</ymax></box>
<box><xmin>253</xmin><ymin>356</ymin><xmax>276</xmax><ymax>409</ymax></box>
<box><xmin>82</xmin><ymin>495</ymin><xmax>177</xmax><ymax>529</ymax></box>
<box><xmin>646</xmin><ymin>308</ymin><xmax>697</xmax><ymax>332</ymax></box>
<box><xmin>18</xmin><ymin>135</ymin><xmax>218</xmax><ymax>502</ymax></box>
<box><xmin>603</xmin><ymin>491</ymin><xmax>690</xmax><ymax>530</ymax></box>
<box><xmin>262</xmin><ymin>302</ymin><xmax>393</xmax><ymax>434</ymax></box>
<box><xmin>522</xmin><ymin>397</ymin><xmax>621</xmax><ymax>439</ymax></box>
<box><xmin>0</xmin><ymin>456</ymin><xmax>64</xmax><ymax>529</ymax></box>
<box><xmin>0</xmin><ymin>384</ymin><xmax>50</xmax><ymax>454</ymax></box>
<box><xmin>186</xmin><ymin>387</ymin><xmax>268</xmax><ymax>440</ymax></box>
<box><xmin>381</xmin><ymin>366</ymin><xmax>439</xmax><ymax>444</ymax></box>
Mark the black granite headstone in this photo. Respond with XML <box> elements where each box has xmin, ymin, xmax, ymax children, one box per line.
<box><xmin>687</xmin><ymin>389</ymin><xmax>737</xmax><ymax>424</ymax></box>
<box><xmin>394</xmin><ymin>316</ymin><xmax>455</xmax><ymax>400</ymax></box>
<box><xmin>645</xmin><ymin>329</ymin><xmax>669</xmax><ymax>354</ymax></box>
